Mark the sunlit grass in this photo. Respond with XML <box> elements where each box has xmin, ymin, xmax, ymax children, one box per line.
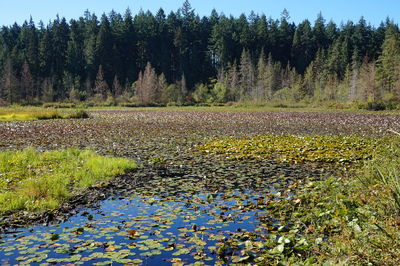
<box><xmin>0</xmin><ymin>148</ymin><xmax>136</xmax><ymax>213</ymax></box>
<box><xmin>0</xmin><ymin>106</ymin><xmax>88</xmax><ymax>121</ymax></box>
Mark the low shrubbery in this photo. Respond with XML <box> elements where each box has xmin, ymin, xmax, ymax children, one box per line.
<box><xmin>357</xmin><ymin>100</ymin><xmax>399</xmax><ymax>111</ymax></box>
<box><xmin>42</xmin><ymin>102</ymin><xmax>77</xmax><ymax>109</ymax></box>
<box><xmin>0</xmin><ymin>148</ymin><xmax>136</xmax><ymax>213</ymax></box>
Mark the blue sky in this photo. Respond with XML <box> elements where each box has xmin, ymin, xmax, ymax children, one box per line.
<box><xmin>1</xmin><ymin>0</ymin><xmax>399</xmax><ymax>27</ymax></box>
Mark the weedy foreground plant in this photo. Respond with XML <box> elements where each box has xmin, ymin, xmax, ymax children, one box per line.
<box><xmin>0</xmin><ymin>148</ymin><xmax>136</xmax><ymax>213</ymax></box>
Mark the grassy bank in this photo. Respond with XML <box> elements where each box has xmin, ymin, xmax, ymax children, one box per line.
<box><xmin>259</xmin><ymin>138</ymin><xmax>400</xmax><ymax>264</ymax></box>
<box><xmin>0</xmin><ymin>148</ymin><xmax>136</xmax><ymax>213</ymax></box>
<box><xmin>0</xmin><ymin>107</ymin><xmax>89</xmax><ymax>121</ymax></box>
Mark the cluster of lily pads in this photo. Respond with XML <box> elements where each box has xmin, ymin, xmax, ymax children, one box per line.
<box><xmin>199</xmin><ymin>135</ymin><xmax>381</xmax><ymax>164</ymax></box>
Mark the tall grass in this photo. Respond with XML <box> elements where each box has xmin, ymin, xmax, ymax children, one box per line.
<box><xmin>302</xmin><ymin>138</ymin><xmax>400</xmax><ymax>264</ymax></box>
<box><xmin>0</xmin><ymin>148</ymin><xmax>136</xmax><ymax>213</ymax></box>
<box><xmin>358</xmin><ymin>138</ymin><xmax>400</xmax><ymax>213</ymax></box>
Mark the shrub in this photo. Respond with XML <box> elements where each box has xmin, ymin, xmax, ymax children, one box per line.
<box><xmin>0</xmin><ymin>98</ymin><xmax>9</xmax><ymax>107</ymax></box>
<box><xmin>43</xmin><ymin>102</ymin><xmax>76</xmax><ymax>109</ymax></box>
<box><xmin>65</xmin><ymin>110</ymin><xmax>89</xmax><ymax>119</ymax></box>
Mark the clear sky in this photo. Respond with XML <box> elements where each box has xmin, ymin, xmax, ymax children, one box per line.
<box><xmin>1</xmin><ymin>0</ymin><xmax>399</xmax><ymax>27</ymax></box>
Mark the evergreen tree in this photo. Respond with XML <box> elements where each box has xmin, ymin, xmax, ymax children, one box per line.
<box><xmin>1</xmin><ymin>57</ymin><xmax>19</xmax><ymax>103</ymax></box>
<box><xmin>93</xmin><ymin>65</ymin><xmax>109</xmax><ymax>98</ymax></box>
<box><xmin>20</xmin><ymin>60</ymin><xmax>35</xmax><ymax>102</ymax></box>
<box><xmin>83</xmin><ymin>11</ymin><xmax>98</xmax><ymax>81</ymax></box>
<box><xmin>41</xmin><ymin>77</ymin><xmax>55</xmax><ymax>102</ymax></box>
<box><xmin>66</xmin><ymin>19</ymin><xmax>85</xmax><ymax>78</ymax></box>
<box><xmin>157</xmin><ymin>73</ymin><xmax>168</xmax><ymax>103</ymax></box>
<box><xmin>38</xmin><ymin>26</ymin><xmax>53</xmax><ymax>77</ymax></box>
<box><xmin>120</xmin><ymin>8</ymin><xmax>136</xmax><ymax>84</ymax></box>
<box><xmin>238</xmin><ymin>49</ymin><xmax>255</xmax><ymax>101</ymax></box>
<box><xmin>377</xmin><ymin>26</ymin><xmax>400</xmax><ymax>94</ymax></box>
<box><xmin>96</xmin><ymin>14</ymin><xmax>113</xmax><ymax>82</ymax></box>
<box><xmin>112</xmin><ymin>75</ymin><xmax>123</xmax><ymax>97</ymax></box>
<box><xmin>313</xmin><ymin>13</ymin><xmax>328</xmax><ymax>49</ymax></box>
<box><xmin>292</xmin><ymin>19</ymin><xmax>314</xmax><ymax>74</ymax></box>
<box><xmin>226</xmin><ymin>61</ymin><xmax>240</xmax><ymax>101</ymax></box>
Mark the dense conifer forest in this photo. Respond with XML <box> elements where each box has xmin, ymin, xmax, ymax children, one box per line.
<box><xmin>0</xmin><ymin>0</ymin><xmax>399</xmax><ymax>108</ymax></box>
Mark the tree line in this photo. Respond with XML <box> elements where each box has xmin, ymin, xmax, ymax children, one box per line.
<box><xmin>0</xmin><ymin>0</ymin><xmax>399</xmax><ymax>107</ymax></box>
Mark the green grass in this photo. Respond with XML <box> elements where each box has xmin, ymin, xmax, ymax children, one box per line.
<box><xmin>0</xmin><ymin>148</ymin><xmax>136</xmax><ymax>213</ymax></box>
<box><xmin>0</xmin><ymin>106</ymin><xmax>89</xmax><ymax>121</ymax></box>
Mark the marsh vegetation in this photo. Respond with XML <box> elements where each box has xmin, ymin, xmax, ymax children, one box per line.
<box><xmin>0</xmin><ymin>107</ymin><xmax>398</xmax><ymax>264</ymax></box>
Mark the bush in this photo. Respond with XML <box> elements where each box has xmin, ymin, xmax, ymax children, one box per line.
<box><xmin>43</xmin><ymin>102</ymin><xmax>76</xmax><ymax>109</ymax></box>
<box><xmin>0</xmin><ymin>98</ymin><xmax>9</xmax><ymax>107</ymax></box>
<box><xmin>65</xmin><ymin>110</ymin><xmax>89</xmax><ymax>119</ymax></box>
<box><xmin>36</xmin><ymin>112</ymin><xmax>63</xmax><ymax>120</ymax></box>
<box><xmin>357</xmin><ymin>100</ymin><xmax>399</xmax><ymax>111</ymax></box>
<box><xmin>119</xmin><ymin>102</ymin><xmax>140</xmax><ymax>108</ymax></box>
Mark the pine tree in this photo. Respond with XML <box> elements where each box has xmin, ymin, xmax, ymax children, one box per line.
<box><xmin>302</xmin><ymin>61</ymin><xmax>316</xmax><ymax>97</ymax></box>
<box><xmin>1</xmin><ymin>58</ymin><xmax>19</xmax><ymax>103</ymax></box>
<box><xmin>112</xmin><ymin>75</ymin><xmax>123</xmax><ymax>97</ymax></box>
<box><xmin>254</xmin><ymin>51</ymin><xmax>266</xmax><ymax>101</ymax></box>
<box><xmin>313</xmin><ymin>13</ymin><xmax>328</xmax><ymax>49</ymax></box>
<box><xmin>38</xmin><ymin>27</ymin><xmax>53</xmax><ymax>77</ymax></box>
<box><xmin>377</xmin><ymin>26</ymin><xmax>400</xmax><ymax>94</ymax></box>
<box><xmin>66</xmin><ymin>20</ymin><xmax>85</xmax><ymax>77</ymax></box>
<box><xmin>292</xmin><ymin>19</ymin><xmax>314</xmax><ymax>74</ymax></box>
<box><xmin>83</xmin><ymin>11</ymin><xmax>98</xmax><ymax>80</ymax></box>
<box><xmin>157</xmin><ymin>73</ymin><xmax>168</xmax><ymax>103</ymax></box>
<box><xmin>41</xmin><ymin>77</ymin><xmax>55</xmax><ymax>102</ymax></box>
<box><xmin>238</xmin><ymin>49</ymin><xmax>255</xmax><ymax>101</ymax></box>
<box><xmin>96</xmin><ymin>14</ymin><xmax>113</xmax><ymax>82</ymax></box>
<box><xmin>20</xmin><ymin>61</ymin><xmax>35</xmax><ymax>102</ymax></box>
<box><xmin>226</xmin><ymin>61</ymin><xmax>239</xmax><ymax>101</ymax></box>
<box><xmin>93</xmin><ymin>65</ymin><xmax>109</xmax><ymax>98</ymax></box>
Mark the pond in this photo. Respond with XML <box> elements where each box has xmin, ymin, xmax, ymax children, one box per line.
<box><xmin>0</xmin><ymin>161</ymin><xmax>327</xmax><ymax>265</ymax></box>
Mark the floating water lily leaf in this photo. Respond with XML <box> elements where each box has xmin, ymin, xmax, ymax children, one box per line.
<box><xmin>172</xmin><ymin>248</ymin><xmax>190</xmax><ymax>256</ymax></box>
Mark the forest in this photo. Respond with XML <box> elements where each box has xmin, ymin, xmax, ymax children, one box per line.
<box><xmin>0</xmin><ymin>0</ymin><xmax>399</xmax><ymax>108</ymax></box>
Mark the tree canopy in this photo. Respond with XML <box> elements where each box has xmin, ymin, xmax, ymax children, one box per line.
<box><xmin>0</xmin><ymin>2</ymin><xmax>399</xmax><ymax>105</ymax></box>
